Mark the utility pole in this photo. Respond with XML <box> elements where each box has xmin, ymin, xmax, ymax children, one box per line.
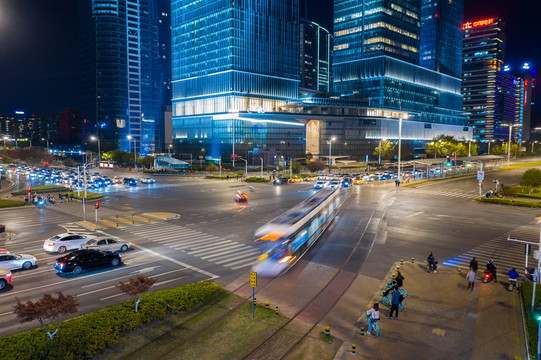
<box><xmin>260</xmin><ymin>157</ymin><xmax>263</xmax><ymax>178</ymax></box>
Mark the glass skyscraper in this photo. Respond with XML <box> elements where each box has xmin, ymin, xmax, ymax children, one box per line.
<box><xmin>420</xmin><ymin>0</ymin><xmax>463</xmax><ymax>78</ymax></box>
<box><xmin>171</xmin><ymin>0</ymin><xmax>302</xmax><ymax>160</ymax></box>
<box><xmin>300</xmin><ymin>19</ymin><xmax>332</xmax><ymax>93</ymax></box>
<box><xmin>78</xmin><ymin>0</ymin><xmax>161</xmax><ymax>155</ymax></box>
<box><xmin>333</xmin><ymin>0</ymin><xmax>465</xmax><ymax>127</ymax></box>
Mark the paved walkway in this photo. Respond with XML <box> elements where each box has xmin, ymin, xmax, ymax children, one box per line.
<box><xmin>327</xmin><ymin>262</ymin><xmax>527</xmax><ymax>360</ymax></box>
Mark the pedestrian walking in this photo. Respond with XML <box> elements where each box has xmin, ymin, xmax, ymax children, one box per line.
<box><xmin>469</xmin><ymin>257</ymin><xmax>478</xmax><ymax>273</ymax></box>
<box><xmin>395</xmin><ymin>270</ymin><xmax>404</xmax><ymax>288</ymax></box>
<box><xmin>367</xmin><ymin>303</ymin><xmax>380</xmax><ymax>336</ymax></box>
<box><xmin>466</xmin><ymin>269</ymin><xmax>476</xmax><ymax>291</ymax></box>
<box><xmin>388</xmin><ymin>288</ymin><xmax>400</xmax><ymax>319</ymax></box>
<box><xmin>70</xmin><ymin>193</ymin><xmax>74</xmax><ymax>201</ymax></box>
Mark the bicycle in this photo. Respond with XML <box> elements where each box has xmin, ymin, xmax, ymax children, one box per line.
<box><xmin>381</xmin><ymin>291</ymin><xmax>405</xmax><ymax>311</ymax></box>
<box><xmin>366</xmin><ymin>312</ymin><xmax>380</xmax><ymax>336</ymax></box>
<box><xmin>385</xmin><ymin>281</ymin><xmax>408</xmax><ymax>299</ymax></box>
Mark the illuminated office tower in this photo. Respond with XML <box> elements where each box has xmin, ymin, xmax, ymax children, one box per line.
<box><xmin>420</xmin><ymin>0</ymin><xmax>463</xmax><ymax>78</ymax></box>
<box><xmin>171</xmin><ymin>0</ymin><xmax>302</xmax><ymax>159</ymax></box>
<box><xmin>78</xmin><ymin>0</ymin><xmax>161</xmax><ymax>154</ymax></box>
<box><xmin>333</xmin><ymin>0</ymin><xmax>465</xmax><ymax>126</ymax></box>
<box><xmin>461</xmin><ymin>18</ymin><xmax>508</xmax><ymax>141</ymax></box>
<box><xmin>300</xmin><ymin>19</ymin><xmax>332</xmax><ymax>93</ymax></box>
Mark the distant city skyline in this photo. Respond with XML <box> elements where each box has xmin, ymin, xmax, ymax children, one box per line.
<box><xmin>0</xmin><ymin>0</ymin><xmax>539</xmax><ymax>115</ymax></box>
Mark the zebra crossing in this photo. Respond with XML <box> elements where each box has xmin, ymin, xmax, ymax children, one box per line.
<box><xmin>409</xmin><ymin>188</ymin><xmax>478</xmax><ymax>199</ymax></box>
<box><xmin>118</xmin><ymin>222</ymin><xmax>259</xmax><ymax>270</ymax></box>
<box><xmin>60</xmin><ymin>222</ymin><xmax>98</xmax><ymax>235</ymax></box>
<box><xmin>443</xmin><ymin>231</ymin><xmax>536</xmax><ymax>272</ymax></box>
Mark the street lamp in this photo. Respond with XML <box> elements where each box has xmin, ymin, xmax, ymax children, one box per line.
<box><xmin>260</xmin><ymin>156</ymin><xmax>264</xmax><ymax>178</ymax></box>
<box><xmin>41</xmin><ymin>138</ymin><xmax>49</xmax><ymax>153</ymax></box>
<box><xmin>3</xmin><ymin>136</ymin><xmax>8</xmax><ymax>148</ymax></box>
<box><xmin>397</xmin><ymin>115</ymin><xmax>403</xmax><ymax>182</ymax></box>
<box><xmin>127</xmin><ymin>135</ymin><xmax>137</xmax><ymax>169</ymax></box>
<box><xmin>506</xmin><ymin>124</ymin><xmax>519</xmax><ymax>168</ymax></box>
<box><xmin>90</xmin><ymin>136</ymin><xmax>101</xmax><ymax>165</ymax></box>
<box><xmin>327</xmin><ymin>136</ymin><xmax>336</xmax><ymax>172</ymax></box>
<box><xmin>468</xmin><ymin>140</ymin><xmax>474</xmax><ymax>157</ymax></box>
<box><xmin>533</xmin><ymin>141</ymin><xmax>539</xmax><ymax>153</ymax></box>
<box><xmin>378</xmin><ymin>138</ymin><xmax>386</xmax><ymax>165</ymax></box>
<box><xmin>168</xmin><ymin>144</ymin><xmax>173</xmax><ymax>155</ymax></box>
<box><xmin>488</xmin><ymin>139</ymin><xmax>495</xmax><ymax>154</ymax></box>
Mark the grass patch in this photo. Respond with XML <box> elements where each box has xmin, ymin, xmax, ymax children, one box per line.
<box><xmin>164</xmin><ymin>300</ymin><xmax>287</xmax><ymax>360</ymax></box>
<box><xmin>70</xmin><ymin>191</ymin><xmax>104</xmax><ymax>200</ymax></box>
<box><xmin>0</xmin><ymin>199</ymin><xmax>27</xmax><ymax>208</ymax></box>
<box><xmin>475</xmin><ymin>197</ymin><xmax>541</xmax><ymax>208</ymax></box>
<box><xmin>521</xmin><ymin>282</ymin><xmax>541</xmax><ymax>359</ymax></box>
<box><xmin>245</xmin><ymin>177</ymin><xmax>269</xmax><ymax>182</ymax></box>
<box><xmin>205</xmin><ymin>175</ymin><xmax>242</xmax><ymax>180</ymax></box>
<box><xmin>11</xmin><ymin>185</ymin><xmax>69</xmax><ymax>195</ymax></box>
<box><xmin>284</xmin><ymin>330</ymin><xmax>342</xmax><ymax>360</ymax></box>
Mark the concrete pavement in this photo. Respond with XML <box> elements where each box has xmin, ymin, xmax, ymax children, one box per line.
<box><xmin>327</xmin><ymin>261</ymin><xmax>527</xmax><ymax>360</ymax></box>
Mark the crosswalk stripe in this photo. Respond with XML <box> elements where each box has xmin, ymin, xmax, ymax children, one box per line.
<box><xmin>128</xmin><ymin>227</ymin><xmax>197</xmax><ymax>237</ymax></box>
<box><xmin>231</xmin><ymin>261</ymin><xmax>257</xmax><ymax>270</ymax></box>
<box><xmin>165</xmin><ymin>236</ymin><xmax>217</xmax><ymax>246</ymax></box>
<box><xmin>199</xmin><ymin>244</ymin><xmax>247</xmax><ymax>259</ymax></box>
<box><xmin>187</xmin><ymin>241</ymin><xmax>234</xmax><ymax>255</ymax></box>
<box><xmin>158</xmin><ymin>233</ymin><xmax>211</xmax><ymax>242</ymax></box>
<box><xmin>222</xmin><ymin>256</ymin><xmax>258</xmax><ymax>268</ymax></box>
<box><xmin>215</xmin><ymin>251</ymin><xmax>258</xmax><ymax>265</ymax></box>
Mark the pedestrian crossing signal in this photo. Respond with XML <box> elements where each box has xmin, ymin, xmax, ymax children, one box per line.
<box><xmin>446</xmin><ymin>157</ymin><xmax>452</xmax><ymax>167</ymax></box>
<box><xmin>95</xmin><ymin>202</ymin><xmax>100</xmax><ymax>209</ymax></box>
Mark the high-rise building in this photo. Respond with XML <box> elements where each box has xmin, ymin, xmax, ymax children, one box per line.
<box><xmin>333</xmin><ymin>0</ymin><xmax>465</xmax><ymax>127</ymax></box>
<box><xmin>78</xmin><ymin>0</ymin><xmax>161</xmax><ymax>155</ymax></box>
<box><xmin>171</xmin><ymin>0</ymin><xmax>302</xmax><ymax>159</ymax></box>
<box><xmin>156</xmin><ymin>0</ymin><xmax>172</xmax><ymax>152</ymax></box>
<box><xmin>59</xmin><ymin>109</ymin><xmax>82</xmax><ymax>144</ymax></box>
<box><xmin>420</xmin><ymin>0</ymin><xmax>464</xmax><ymax>78</ymax></box>
<box><xmin>461</xmin><ymin>18</ymin><xmax>508</xmax><ymax>141</ymax></box>
<box><xmin>300</xmin><ymin>19</ymin><xmax>332</xmax><ymax>94</ymax></box>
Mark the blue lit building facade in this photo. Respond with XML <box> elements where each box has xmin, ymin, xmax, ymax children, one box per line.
<box><xmin>333</xmin><ymin>0</ymin><xmax>466</xmax><ymax>131</ymax></box>
<box><xmin>420</xmin><ymin>0</ymin><xmax>463</xmax><ymax>78</ymax></box>
<box><xmin>171</xmin><ymin>0</ymin><xmax>303</xmax><ymax>160</ymax></box>
<box><xmin>300</xmin><ymin>19</ymin><xmax>332</xmax><ymax>93</ymax></box>
<box><xmin>78</xmin><ymin>0</ymin><xmax>161</xmax><ymax>155</ymax></box>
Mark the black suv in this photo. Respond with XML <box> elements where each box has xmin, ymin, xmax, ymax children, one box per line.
<box><xmin>54</xmin><ymin>249</ymin><xmax>122</xmax><ymax>274</ymax></box>
<box><xmin>123</xmin><ymin>178</ymin><xmax>137</xmax><ymax>186</ymax></box>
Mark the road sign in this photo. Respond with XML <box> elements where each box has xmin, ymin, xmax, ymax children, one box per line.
<box><xmin>477</xmin><ymin>171</ymin><xmax>484</xmax><ymax>181</ymax></box>
<box><xmin>250</xmin><ymin>272</ymin><xmax>257</xmax><ymax>288</ymax></box>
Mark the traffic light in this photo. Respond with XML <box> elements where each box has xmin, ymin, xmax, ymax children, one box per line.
<box><xmin>95</xmin><ymin>202</ymin><xmax>100</xmax><ymax>210</ymax></box>
<box><xmin>28</xmin><ymin>187</ymin><xmax>32</xmax><ymax>192</ymax></box>
<box><xmin>534</xmin><ymin>305</ymin><xmax>541</xmax><ymax>322</ymax></box>
<box><xmin>445</xmin><ymin>157</ymin><xmax>452</xmax><ymax>167</ymax></box>
<box><xmin>231</xmin><ymin>154</ymin><xmax>238</xmax><ymax>159</ymax></box>
<box><xmin>451</xmin><ymin>157</ymin><xmax>456</xmax><ymax>166</ymax></box>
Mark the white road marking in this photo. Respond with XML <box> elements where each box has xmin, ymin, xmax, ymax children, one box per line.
<box><xmin>404</xmin><ymin>211</ymin><xmax>424</xmax><ymax>219</ymax></box>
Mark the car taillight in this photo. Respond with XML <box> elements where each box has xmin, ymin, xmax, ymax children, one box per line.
<box><xmin>57</xmin><ymin>262</ymin><xmax>65</xmax><ymax>268</ymax></box>
<box><xmin>485</xmin><ymin>274</ymin><xmax>489</xmax><ymax>278</ymax></box>
<box><xmin>47</xmin><ymin>242</ymin><xmax>55</xmax><ymax>246</ymax></box>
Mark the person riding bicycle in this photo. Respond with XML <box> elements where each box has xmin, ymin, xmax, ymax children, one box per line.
<box><xmin>427</xmin><ymin>252</ymin><xmax>437</xmax><ymax>272</ymax></box>
<box><xmin>507</xmin><ymin>268</ymin><xmax>519</xmax><ymax>287</ymax></box>
<box><xmin>486</xmin><ymin>260</ymin><xmax>497</xmax><ymax>282</ymax></box>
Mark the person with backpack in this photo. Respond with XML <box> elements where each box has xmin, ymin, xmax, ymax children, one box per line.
<box><xmin>388</xmin><ymin>288</ymin><xmax>401</xmax><ymax>319</ymax></box>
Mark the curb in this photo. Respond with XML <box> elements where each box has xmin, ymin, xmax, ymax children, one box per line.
<box><xmin>142</xmin><ymin>212</ymin><xmax>180</xmax><ymax>220</ymax></box>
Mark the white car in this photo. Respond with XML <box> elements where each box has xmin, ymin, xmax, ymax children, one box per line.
<box><xmin>140</xmin><ymin>177</ymin><xmax>156</xmax><ymax>184</ymax></box>
<box><xmin>79</xmin><ymin>238</ymin><xmax>131</xmax><ymax>252</ymax></box>
<box><xmin>43</xmin><ymin>233</ymin><xmax>96</xmax><ymax>253</ymax></box>
<box><xmin>0</xmin><ymin>253</ymin><xmax>37</xmax><ymax>270</ymax></box>
<box><xmin>314</xmin><ymin>181</ymin><xmax>328</xmax><ymax>189</ymax></box>
<box><xmin>328</xmin><ymin>181</ymin><xmax>342</xmax><ymax>189</ymax></box>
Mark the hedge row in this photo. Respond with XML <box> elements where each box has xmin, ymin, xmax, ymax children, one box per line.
<box><xmin>205</xmin><ymin>174</ymin><xmax>242</xmax><ymax>179</ymax></box>
<box><xmin>0</xmin><ymin>200</ymin><xmax>27</xmax><ymax>208</ymax></box>
<box><xmin>0</xmin><ymin>281</ymin><xmax>225</xmax><ymax>360</ymax></box>
<box><xmin>521</xmin><ymin>282</ymin><xmax>539</xmax><ymax>359</ymax></box>
<box><xmin>475</xmin><ymin>197</ymin><xmax>541</xmax><ymax>208</ymax></box>
<box><xmin>12</xmin><ymin>185</ymin><xmax>69</xmax><ymax>195</ymax></box>
<box><xmin>245</xmin><ymin>177</ymin><xmax>270</xmax><ymax>182</ymax></box>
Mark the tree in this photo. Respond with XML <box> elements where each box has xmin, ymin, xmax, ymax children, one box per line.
<box><xmin>116</xmin><ymin>275</ymin><xmax>156</xmax><ymax>312</ymax></box>
<box><xmin>306</xmin><ymin>160</ymin><xmax>325</xmax><ymax>173</ymax></box>
<box><xmin>138</xmin><ymin>156</ymin><xmax>153</xmax><ymax>169</ymax></box>
<box><xmin>206</xmin><ymin>163</ymin><xmax>218</xmax><ymax>172</ymax></box>
<box><xmin>63</xmin><ymin>158</ymin><xmax>76</xmax><ymax>167</ymax></box>
<box><xmin>292</xmin><ymin>162</ymin><xmax>302</xmax><ymax>174</ymax></box>
<box><xmin>372</xmin><ymin>140</ymin><xmax>396</xmax><ymax>161</ymax></box>
<box><xmin>521</xmin><ymin>168</ymin><xmax>541</xmax><ymax>192</ymax></box>
<box><xmin>305</xmin><ymin>152</ymin><xmax>313</xmax><ymax>163</ymax></box>
<box><xmin>14</xmin><ymin>292</ymin><xmax>79</xmax><ymax>340</ymax></box>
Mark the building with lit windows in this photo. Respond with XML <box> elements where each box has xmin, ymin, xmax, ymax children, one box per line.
<box><xmin>78</xmin><ymin>0</ymin><xmax>162</xmax><ymax>155</ymax></box>
<box><xmin>300</xmin><ymin>19</ymin><xmax>332</xmax><ymax>94</ymax></box>
<box><xmin>333</xmin><ymin>0</ymin><xmax>466</xmax><ymax>131</ymax></box>
<box><xmin>420</xmin><ymin>0</ymin><xmax>463</xmax><ymax>78</ymax></box>
<box><xmin>461</xmin><ymin>18</ymin><xmax>516</xmax><ymax>142</ymax></box>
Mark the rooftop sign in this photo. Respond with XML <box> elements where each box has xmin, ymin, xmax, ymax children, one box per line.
<box><xmin>462</xmin><ymin>18</ymin><xmax>494</xmax><ymax>29</ymax></box>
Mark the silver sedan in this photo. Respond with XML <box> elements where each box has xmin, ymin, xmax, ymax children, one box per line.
<box><xmin>0</xmin><ymin>253</ymin><xmax>37</xmax><ymax>270</ymax></box>
<box><xmin>79</xmin><ymin>238</ymin><xmax>131</xmax><ymax>252</ymax></box>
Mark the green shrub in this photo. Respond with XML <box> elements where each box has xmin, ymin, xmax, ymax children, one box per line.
<box><xmin>245</xmin><ymin>177</ymin><xmax>269</xmax><ymax>182</ymax></box>
<box><xmin>521</xmin><ymin>282</ymin><xmax>541</xmax><ymax>359</ymax></box>
<box><xmin>0</xmin><ymin>200</ymin><xmax>26</xmax><ymax>208</ymax></box>
<box><xmin>475</xmin><ymin>197</ymin><xmax>541</xmax><ymax>208</ymax></box>
<box><xmin>0</xmin><ymin>281</ymin><xmax>225</xmax><ymax>360</ymax></box>
<box><xmin>12</xmin><ymin>185</ymin><xmax>69</xmax><ymax>195</ymax></box>
<box><xmin>205</xmin><ymin>174</ymin><xmax>242</xmax><ymax>179</ymax></box>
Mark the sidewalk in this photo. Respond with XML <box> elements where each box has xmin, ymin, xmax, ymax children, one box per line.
<box><xmin>329</xmin><ymin>262</ymin><xmax>526</xmax><ymax>360</ymax></box>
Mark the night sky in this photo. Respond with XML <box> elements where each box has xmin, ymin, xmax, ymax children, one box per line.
<box><xmin>0</xmin><ymin>0</ymin><xmax>539</xmax><ymax>115</ymax></box>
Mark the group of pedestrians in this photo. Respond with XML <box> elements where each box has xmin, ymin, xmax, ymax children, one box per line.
<box><xmin>366</xmin><ymin>270</ymin><xmax>405</xmax><ymax>336</ymax></box>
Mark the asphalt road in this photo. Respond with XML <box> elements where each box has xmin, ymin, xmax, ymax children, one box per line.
<box><xmin>0</xmin><ymin>165</ymin><xmax>539</xmax><ymax>338</ymax></box>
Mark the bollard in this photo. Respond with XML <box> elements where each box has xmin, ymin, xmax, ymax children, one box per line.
<box><xmin>360</xmin><ymin>326</ymin><xmax>365</xmax><ymax>336</ymax></box>
<box><xmin>396</xmin><ymin>266</ymin><xmax>400</xmax><ymax>271</ymax></box>
<box><xmin>131</xmin><ymin>212</ymin><xmax>134</xmax><ymax>217</ymax></box>
<box><xmin>253</xmin><ymin>297</ymin><xmax>257</xmax><ymax>306</ymax></box>
<box><xmin>132</xmin><ymin>220</ymin><xmax>135</xmax><ymax>224</ymax></box>
<box><xmin>351</xmin><ymin>344</ymin><xmax>357</xmax><ymax>355</ymax></box>
<box><xmin>116</xmin><ymin>223</ymin><xmax>119</xmax><ymax>227</ymax></box>
<box><xmin>391</xmin><ymin>273</ymin><xmax>396</xmax><ymax>280</ymax></box>
<box><xmin>411</xmin><ymin>257</ymin><xmax>415</xmax><ymax>263</ymax></box>
<box><xmin>275</xmin><ymin>306</ymin><xmax>279</xmax><ymax>315</ymax></box>
<box><xmin>324</xmin><ymin>326</ymin><xmax>330</xmax><ymax>337</ymax></box>
<box><xmin>148</xmin><ymin>218</ymin><xmax>151</xmax><ymax>222</ymax></box>
<box><xmin>400</xmin><ymin>259</ymin><xmax>404</xmax><ymax>265</ymax></box>
<box><xmin>265</xmin><ymin>301</ymin><xmax>270</xmax><ymax>309</ymax></box>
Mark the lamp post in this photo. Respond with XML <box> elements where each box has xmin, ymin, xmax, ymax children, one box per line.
<box><xmin>506</xmin><ymin>124</ymin><xmax>518</xmax><ymax>168</ymax></box>
<box><xmin>242</xmin><ymin>158</ymin><xmax>248</xmax><ymax>178</ymax></box>
<box><xmin>168</xmin><ymin>144</ymin><xmax>173</xmax><ymax>155</ymax></box>
<box><xmin>90</xmin><ymin>136</ymin><xmax>101</xmax><ymax>165</ymax></box>
<box><xmin>488</xmin><ymin>139</ymin><xmax>494</xmax><ymax>154</ymax></box>
<box><xmin>3</xmin><ymin>136</ymin><xmax>7</xmax><ymax>148</ymax></box>
<box><xmin>327</xmin><ymin>136</ymin><xmax>336</xmax><ymax>173</ymax></box>
<box><xmin>260</xmin><ymin>157</ymin><xmax>264</xmax><ymax>178</ymax></box>
<box><xmin>397</xmin><ymin>116</ymin><xmax>403</xmax><ymax>182</ymax></box>
<box><xmin>41</xmin><ymin>138</ymin><xmax>49</xmax><ymax>153</ymax></box>
<box><xmin>127</xmin><ymin>135</ymin><xmax>136</xmax><ymax>169</ymax></box>
<box><xmin>468</xmin><ymin>140</ymin><xmax>472</xmax><ymax>157</ymax></box>
<box><xmin>378</xmin><ymin>138</ymin><xmax>386</xmax><ymax>165</ymax></box>
<box><xmin>533</xmin><ymin>141</ymin><xmax>539</xmax><ymax>153</ymax></box>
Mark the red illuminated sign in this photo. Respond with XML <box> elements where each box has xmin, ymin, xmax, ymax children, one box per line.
<box><xmin>462</xmin><ymin>18</ymin><xmax>494</xmax><ymax>29</ymax></box>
